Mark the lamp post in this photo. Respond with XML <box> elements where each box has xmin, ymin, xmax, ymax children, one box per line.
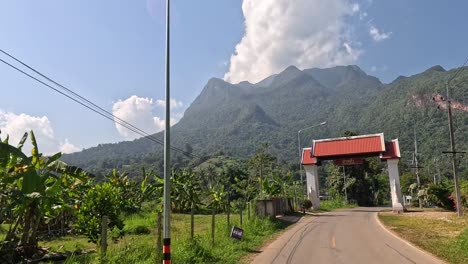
<box><xmin>297</xmin><ymin>121</ymin><xmax>327</xmax><ymax>200</ymax></box>
<box><xmin>163</xmin><ymin>0</ymin><xmax>172</xmax><ymax>263</ymax></box>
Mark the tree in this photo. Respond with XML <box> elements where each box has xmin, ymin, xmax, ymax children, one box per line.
<box><xmin>233</xmin><ymin>171</ymin><xmax>257</xmax><ymax>221</ymax></box>
<box><xmin>220</xmin><ymin>164</ymin><xmax>245</xmax><ymax>228</ymax></box>
<box><xmin>248</xmin><ymin>143</ymin><xmax>275</xmax><ymax>198</ymax></box>
<box><xmin>75</xmin><ymin>182</ymin><xmax>124</xmax><ymax>244</ymax></box>
<box><xmin>204</xmin><ymin>165</ymin><xmax>226</xmax><ymax>246</ymax></box>
<box><xmin>173</xmin><ymin>168</ymin><xmax>202</xmax><ymax>240</ymax></box>
<box><xmin>0</xmin><ymin>131</ymin><xmax>91</xmax><ymax>261</ymax></box>
<box><xmin>137</xmin><ymin>167</ymin><xmax>162</xmax><ymax>210</ymax></box>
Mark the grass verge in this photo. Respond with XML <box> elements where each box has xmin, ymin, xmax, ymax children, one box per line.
<box><xmin>379</xmin><ymin>211</ymin><xmax>468</xmax><ymax>264</ymax></box>
<box><xmin>38</xmin><ymin>212</ymin><xmax>294</xmax><ymax>263</ymax></box>
<box><xmin>309</xmin><ymin>198</ymin><xmax>358</xmax><ymax>212</ymax></box>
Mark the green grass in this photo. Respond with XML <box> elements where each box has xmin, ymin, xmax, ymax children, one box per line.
<box><xmin>379</xmin><ymin>211</ymin><xmax>468</xmax><ymax>264</ymax></box>
<box><xmin>41</xmin><ymin>235</ymin><xmax>94</xmax><ymax>253</ymax></box>
<box><xmin>52</xmin><ymin>212</ymin><xmax>293</xmax><ymax>263</ymax></box>
<box><xmin>310</xmin><ymin>198</ymin><xmax>358</xmax><ymax>212</ymax></box>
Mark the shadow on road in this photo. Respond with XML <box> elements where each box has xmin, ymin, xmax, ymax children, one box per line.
<box><xmin>308</xmin><ymin>214</ymin><xmax>347</xmax><ymax>217</ymax></box>
<box><xmin>339</xmin><ymin>207</ymin><xmax>389</xmax><ymax>213</ymax></box>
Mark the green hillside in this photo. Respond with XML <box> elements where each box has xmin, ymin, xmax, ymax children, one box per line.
<box><xmin>62</xmin><ymin>65</ymin><xmax>468</xmax><ymax>179</ymax></box>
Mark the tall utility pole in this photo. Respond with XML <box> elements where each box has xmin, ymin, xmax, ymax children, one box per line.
<box><xmin>163</xmin><ymin>0</ymin><xmax>172</xmax><ymax>263</ymax></box>
<box><xmin>412</xmin><ymin>127</ymin><xmax>423</xmax><ymax>208</ymax></box>
<box><xmin>413</xmin><ymin>127</ymin><xmax>421</xmax><ymax>187</ymax></box>
<box><xmin>445</xmin><ymin>81</ymin><xmax>463</xmax><ymax>217</ymax></box>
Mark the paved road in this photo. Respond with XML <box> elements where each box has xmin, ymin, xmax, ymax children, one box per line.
<box><xmin>251</xmin><ymin>207</ymin><xmax>445</xmax><ymax>264</ymax></box>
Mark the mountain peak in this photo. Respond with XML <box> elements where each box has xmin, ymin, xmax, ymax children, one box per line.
<box><xmin>283</xmin><ymin>65</ymin><xmax>301</xmax><ymax>73</ymax></box>
<box><xmin>303</xmin><ymin>65</ymin><xmax>381</xmax><ymax>89</ymax></box>
<box><xmin>206</xmin><ymin>77</ymin><xmax>228</xmax><ymax>87</ymax></box>
<box><xmin>347</xmin><ymin>65</ymin><xmax>367</xmax><ymax>76</ymax></box>
<box><xmin>270</xmin><ymin>65</ymin><xmax>306</xmax><ymax>86</ymax></box>
<box><xmin>425</xmin><ymin>65</ymin><xmax>446</xmax><ymax>73</ymax></box>
<box><xmin>236</xmin><ymin>81</ymin><xmax>254</xmax><ymax>89</ymax></box>
<box><xmin>390</xmin><ymin>75</ymin><xmax>408</xmax><ymax>84</ymax></box>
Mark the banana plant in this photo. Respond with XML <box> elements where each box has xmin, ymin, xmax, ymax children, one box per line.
<box><xmin>138</xmin><ymin>167</ymin><xmax>162</xmax><ymax>208</ymax></box>
<box><xmin>0</xmin><ymin>131</ymin><xmax>91</xmax><ymax>257</ymax></box>
<box><xmin>262</xmin><ymin>172</ymin><xmax>283</xmax><ymax>198</ymax></box>
<box><xmin>207</xmin><ymin>184</ymin><xmax>226</xmax><ymax>246</ymax></box>
<box><xmin>183</xmin><ymin>168</ymin><xmax>201</xmax><ymax>240</ymax></box>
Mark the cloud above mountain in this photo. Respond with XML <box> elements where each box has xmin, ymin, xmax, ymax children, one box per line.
<box><xmin>224</xmin><ymin>0</ymin><xmax>361</xmax><ymax>84</ymax></box>
<box><xmin>369</xmin><ymin>25</ymin><xmax>392</xmax><ymax>42</ymax></box>
<box><xmin>155</xmin><ymin>98</ymin><xmax>184</xmax><ymax>109</ymax></box>
<box><xmin>0</xmin><ymin>110</ymin><xmax>80</xmax><ymax>154</ymax></box>
<box><xmin>112</xmin><ymin>95</ymin><xmax>183</xmax><ymax>140</ymax></box>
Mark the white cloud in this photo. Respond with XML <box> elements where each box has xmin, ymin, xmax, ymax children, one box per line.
<box><xmin>112</xmin><ymin>95</ymin><xmax>183</xmax><ymax>140</ymax></box>
<box><xmin>351</xmin><ymin>3</ymin><xmax>360</xmax><ymax>13</ymax></box>
<box><xmin>370</xmin><ymin>65</ymin><xmax>388</xmax><ymax>72</ymax></box>
<box><xmin>60</xmin><ymin>139</ymin><xmax>81</xmax><ymax>154</ymax></box>
<box><xmin>155</xmin><ymin>98</ymin><xmax>184</xmax><ymax>109</ymax></box>
<box><xmin>224</xmin><ymin>0</ymin><xmax>361</xmax><ymax>84</ymax></box>
<box><xmin>0</xmin><ymin>110</ymin><xmax>81</xmax><ymax>155</ymax></box>
<box><xmin>369</xmin><ymin>25</ymin><xmax>392</xmax><ymax>42</ymax></box>
<box><xmin>359</xmin><ymin>12</ymin><xmax>368</xmax><ymax>20</ymax></box>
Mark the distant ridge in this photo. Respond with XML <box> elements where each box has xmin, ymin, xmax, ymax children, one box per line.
<box><xmin>63</xmin><ymin>64</ymin><xmax>468</xmax><ymax>178</ymax></box>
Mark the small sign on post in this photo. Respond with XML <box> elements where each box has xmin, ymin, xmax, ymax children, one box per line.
<box><xmin>230</xmin><ymin>226</ymin><xmax>244</xmax><ymax>240</ymax></box>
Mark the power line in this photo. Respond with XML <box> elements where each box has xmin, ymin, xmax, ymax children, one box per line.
<box><xmin>0</xmin><ymin>57</ymin><xmax>162</xmax><ymax>146</ymax></box>
<box><xmin>0</xmin><ymin>51</ymin><xmax>198</xmax><ymax>159</ymax></box>
<box><xmin>0</xmin><ymin>48</ymin><xmax>156</xmax><ymax>142</ymax></box>
<box><xmin>448</xmin><ymin>55</ymin><xmax>468</xmax><ymax>84</ymax></box>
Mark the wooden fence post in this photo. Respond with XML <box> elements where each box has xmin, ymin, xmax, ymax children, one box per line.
<box><xmin>240</xmin><ymin>207</ymin><xmax>243</xmax><ymax>226</ymax></box>
<box><xmin>101</xmin><ymin>215</ymin><xmax>108</xmax><ymax>262</ymax></box>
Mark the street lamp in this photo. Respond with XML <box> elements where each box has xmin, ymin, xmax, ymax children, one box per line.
<box><xmin>297</xmin><ymin>121</ymin><xmax>327</xmax><ymax>200</ymax></box>
<box><xmin>163</xmin><ymin>0</ymin><xmax>172</xmax><ymax>262</ymax></box>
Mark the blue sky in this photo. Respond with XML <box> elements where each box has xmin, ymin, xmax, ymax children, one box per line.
<box><xmin>1</xmin><ymin>0</ymin><xmax>467</xmax><ymax>154</ymax></box>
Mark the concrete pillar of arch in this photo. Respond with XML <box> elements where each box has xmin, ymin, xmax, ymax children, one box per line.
<box><xmin>303</xmin><ymin>164</ymin><xmax>320</xmax><ymax>210</ymax></box>
<box><xmin>387</xmin><ymin>159</ymin><xmax>404</xmax><ymax>213</ymax></box>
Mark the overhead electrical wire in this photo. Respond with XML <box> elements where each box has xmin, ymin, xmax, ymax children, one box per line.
<box><xmin>0</xmin><ymin>49</ymin><xmax>198</xmax><ymax>159</ymax></box>
<box><xmin>0</xmin><ymin>48</ymin><xmax>158</xmax><ymax>141</ymax></box>
<box><xmin>448</xmin><ymin>55</ymin><xmax>468</xmax><ymax>83</ymax></box>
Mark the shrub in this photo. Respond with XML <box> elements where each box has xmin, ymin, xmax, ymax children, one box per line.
<box><xmin>426</xmin><ymin>183</ymin><xmax>455</xmax><ymax>211</ymax></box>
<box><xmin>128</xmin><ymin>225</ymin><xmax>151</xmax><ymax>235</ymax></box>
<box><xmin>75</xmin><ymin>182</ymin><xmax>125</xmax><ymax>243</ymax></box>
<box><xmin>302</xmin><ymin>200</ymin><xmax>312</xmax><ymax>209</ymax></box>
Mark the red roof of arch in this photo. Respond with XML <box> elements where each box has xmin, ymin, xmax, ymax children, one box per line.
<box><xmin>381</xmin><ymin>140</ymin><xmax>401</xmax><ymax>160</ymax></box>
<box><xmin>301</xmin><ymin>148</ymin><xmax>317</xmax><ymax>165</ymax></box>
<box><xmin>301</xmin><ymin>133</ymin><xmax>400</xmax><ymax>165</ymax></box>
<box><xmin>313</xmin><ymin>134</ymin><xmax>385</xmax><ymax>158</ymax></box>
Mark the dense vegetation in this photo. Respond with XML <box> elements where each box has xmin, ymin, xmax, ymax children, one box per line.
<box><xmin>0</xmin><ymin>133</ymin><xmax>303</xmax><ymax>263</ymax></box>
<box><xmin>63</xmin><ymin>65</ymin><xmax>468</xmax><ymax>184</ymax></box>
<box><xmin>3</xmin><ymin>64</ymin><xmax>468</xmax><ymax>262</ymax></box>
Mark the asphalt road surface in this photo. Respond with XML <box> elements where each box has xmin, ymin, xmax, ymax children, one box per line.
<box><xmin>251</xmin><ymin>207</ymin><xmax>445</xmax><ymax>264</ymax></box>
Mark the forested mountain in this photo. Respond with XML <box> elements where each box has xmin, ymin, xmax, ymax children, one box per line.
<box><xmin>62</xmin><ymin>65</ymin><xmax>468</xmax><ymax>179</ymax></box>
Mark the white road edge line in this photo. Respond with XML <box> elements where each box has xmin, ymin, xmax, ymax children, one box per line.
<box><xmin>374</xmin><ymin>212</ymin><xmax>447</xmax><ymax>264</ymax></box>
